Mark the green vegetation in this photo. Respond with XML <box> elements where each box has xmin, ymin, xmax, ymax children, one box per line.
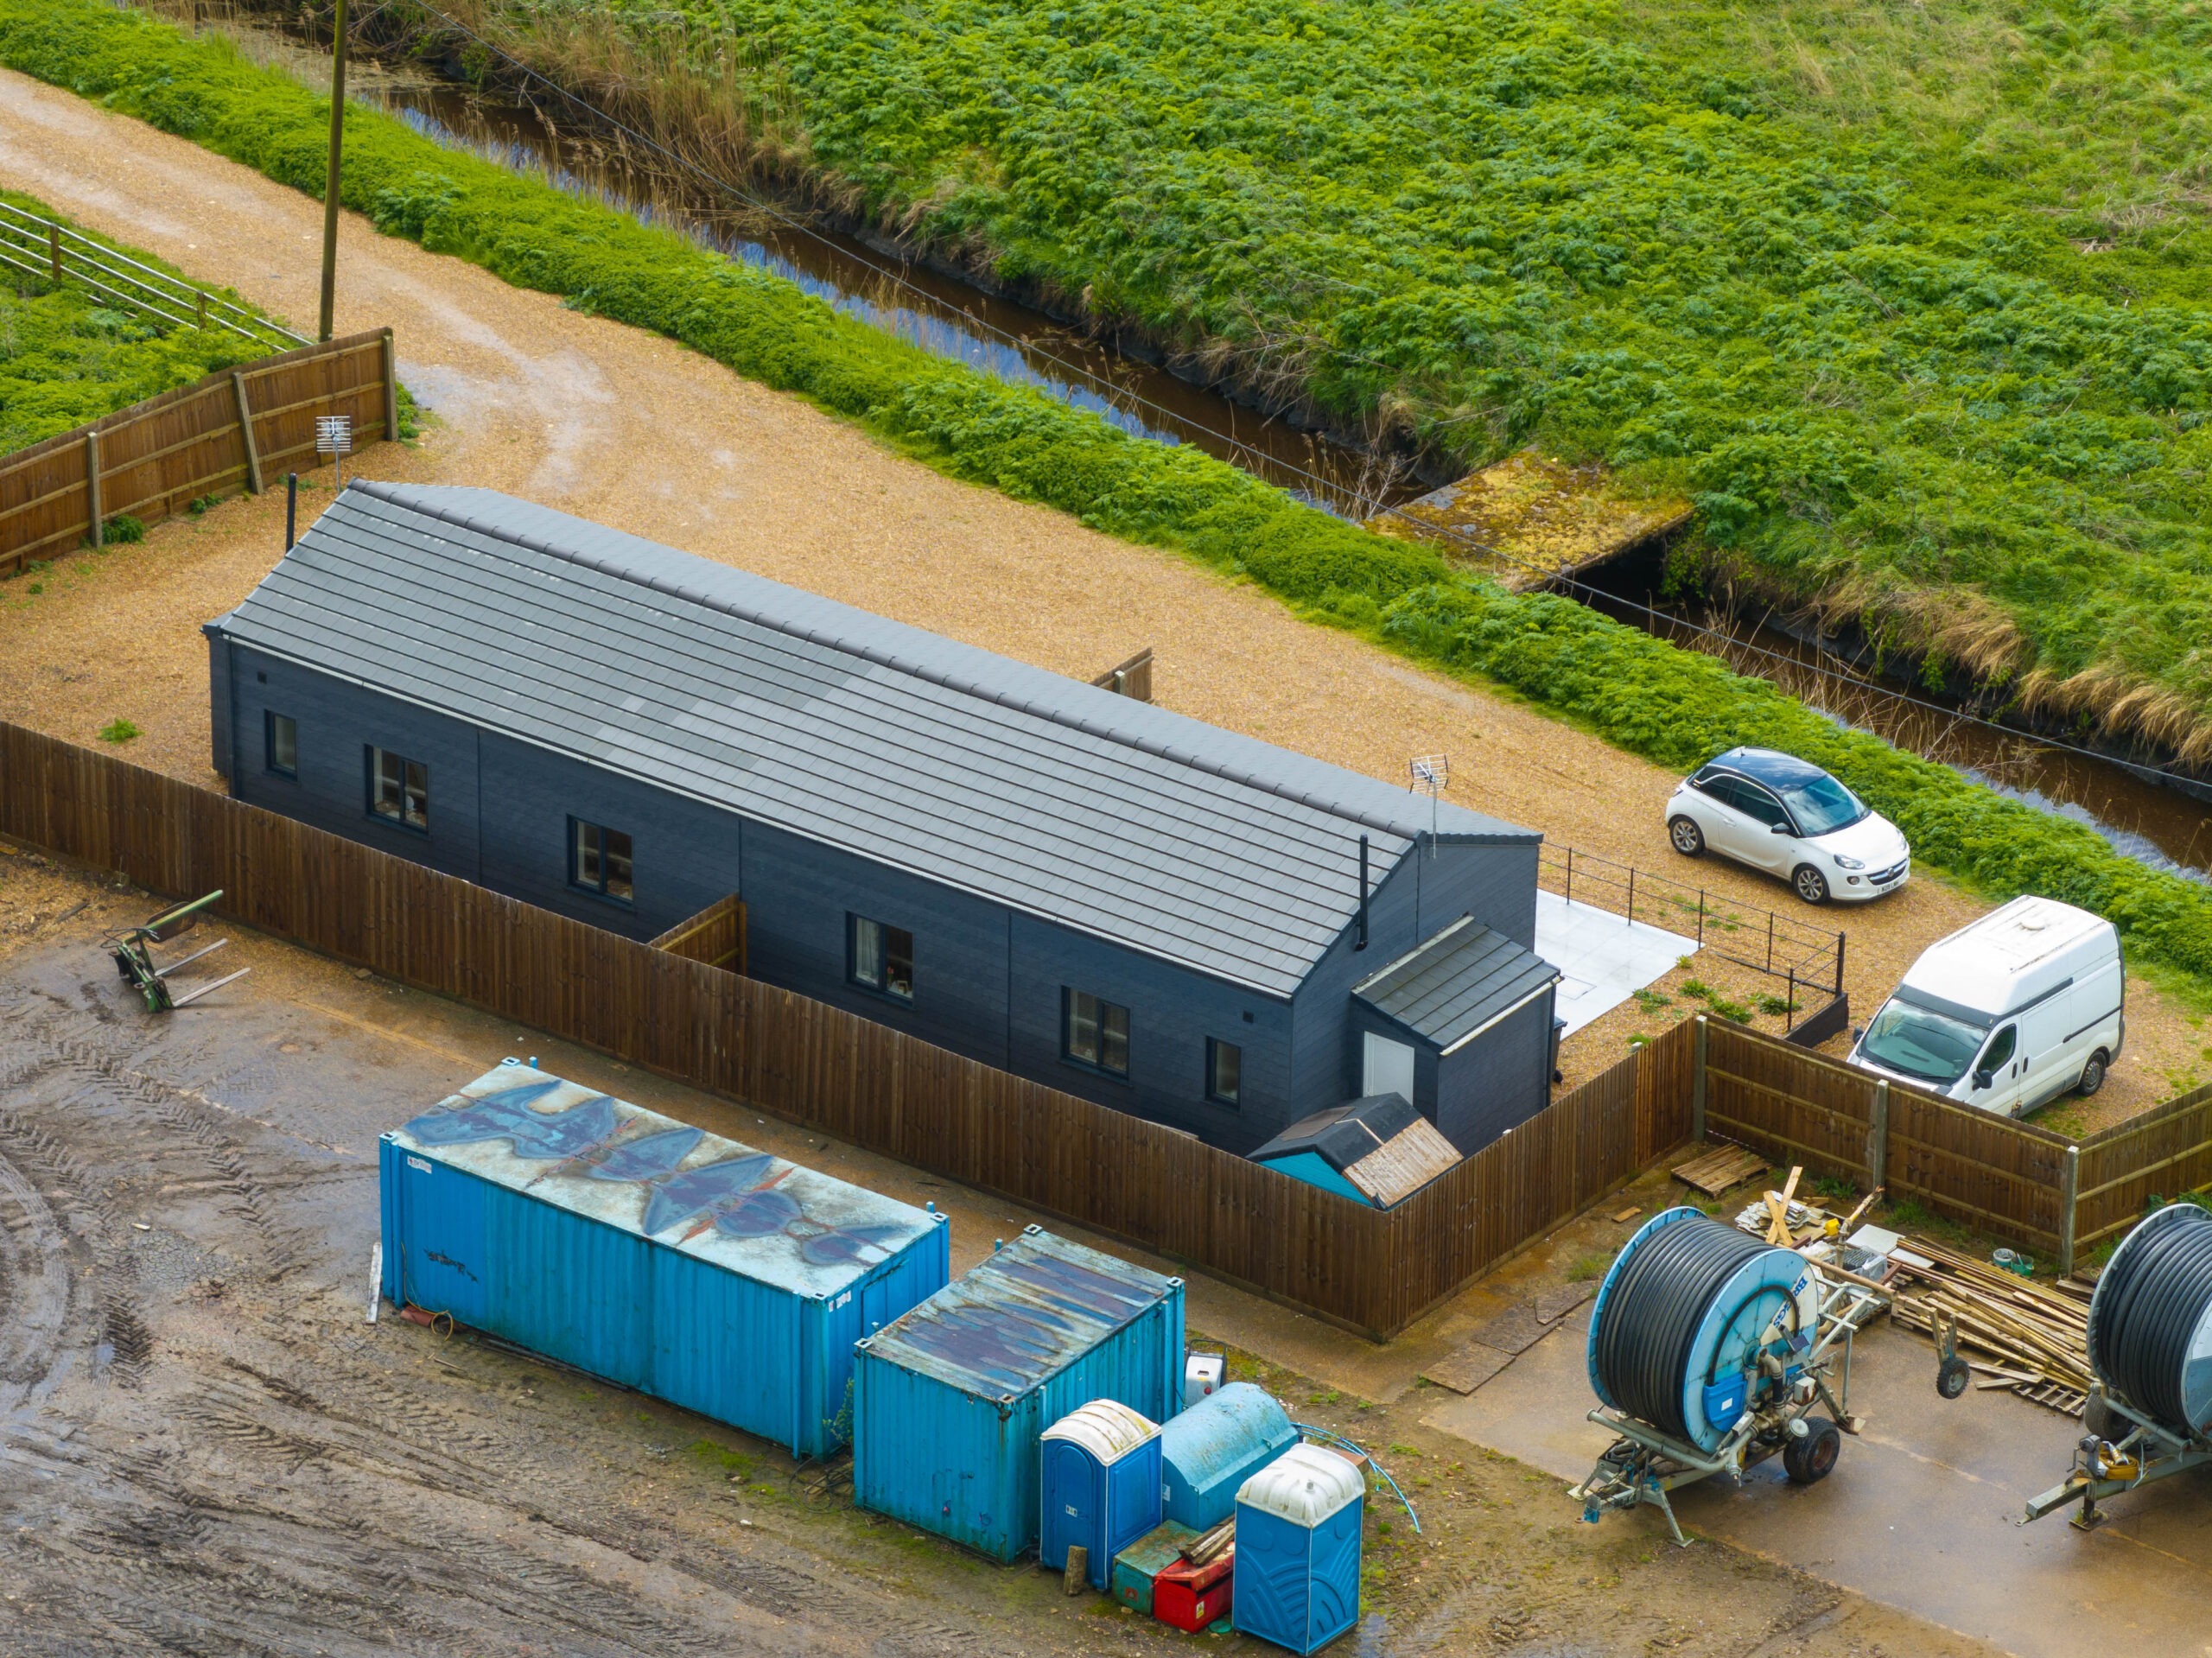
<box><xmin>10</xmin><ymin>0</ymin><xmax>2212</xmax><ymax>1008</ymax></box>
<box><xmin>416</xmin><ymin>0</ymin><xmax>2212</xmax><ymax>753</ymax></box>
<box><xmin>97</xmin><ymin>718</ymin><xmax>141</xmax><ymax>744</ymax></box>
<box><xmin>0</xmin><ymin>191</ymin><xmax>270</xmax><ymax>453</ymax></box>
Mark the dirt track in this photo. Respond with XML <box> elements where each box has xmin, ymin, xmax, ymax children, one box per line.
<box><xmin>0</xmin><ymin>847</ymin><xmax>2012</xmax><ymax>1658</ymax></box>
<box><xmin>1</xmin><ymin>66</ymin><xmax>2200</xmax><ymax>1118</ymax></box>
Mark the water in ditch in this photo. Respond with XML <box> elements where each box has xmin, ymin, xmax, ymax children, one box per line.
<box><xmin>185</xmin><ymin>8</ymin><xmax>2212</xmax><ymax>882</ymax></box>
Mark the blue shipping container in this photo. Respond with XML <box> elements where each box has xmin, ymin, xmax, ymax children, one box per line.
<box><xmin>1161</xmin><ymin>1382</ymin><xmax>1298</xmax><ymax>1532</ymax></box>
<box><xmin>1235</xmin><ymin>1444</ymin><xmax>1365</xmax><ymax>1655</ymax></box>
<box><xmin>852</xmin><ymin>1226</ymin><xmax>1185</xmax><ymax>1560</ymax></box>
<box><xmin>379</xmin><ymin>1062</ymin><xmax>949</xmax><ymax>1457</ymax></box>
<box><xmin>1040</xmin><ymin>1401</ymin><xmax>1163</xmax><ymax>1590</ymax></box>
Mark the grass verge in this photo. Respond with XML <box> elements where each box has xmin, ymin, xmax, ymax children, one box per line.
<box><xmin>7</xmin><ymin>0</ymin><xmax>2211</xmax><ymax>1003</ymax></box>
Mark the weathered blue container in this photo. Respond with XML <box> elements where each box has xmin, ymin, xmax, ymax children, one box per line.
<box><xmin>852</xmin><ymin>1225</ymin><xmax>1185</xmax><ymax>1560</ymax></box>
<box><xmin>1235</xmin><ymin>1444</ymin><xmax>1365</xmax><ymax>1655</ymax></box>
<box><xmin>1040</xmin><ymin>1401</ymin><xmax>1163</xmax><ymax>1589</ymax></box>
<box><xmin>1161</xmin><ymin>1382</ymin><xmax>1298</xmax><ymax>1532</ymax></box>
<box><xmin>378</xmin><ymin>1063</ymin><xmax>949</xmax><ymax>1458</ymax></box>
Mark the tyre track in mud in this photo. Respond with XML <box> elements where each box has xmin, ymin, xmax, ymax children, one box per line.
<box><xmin>0</xmin><ymin>956</ymin><xmax>1088</xmax><ymax>1657</ymax></box>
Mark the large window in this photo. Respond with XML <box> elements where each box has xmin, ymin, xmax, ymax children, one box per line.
<box><xmin>850</xmin><ymin>915</ymin><xmax>914</xmax><ymax>1001</ymax></box>
<box><xmin>366</xmin><ymin>746</ymin><xmax>428</xmax><ymax>831</ymax></box>
<box><xmin>1205</xmin><ymin>1039</ymin><xmax>1242</xmax><ymax>1109</ymax></box>
<box><xmin>264</xmin><ymin>711</ymin><xmax>297</xmax><ymax>778</ymax></box>
<box><xmin>1064</xmin><ymin>989</ymin><xmax>1130</xmax><ymax>1078</ymax></box>
<box><xmin>570</xmin><ymin>818</ymin><xmax>634</xmax><ymax>903</ymax></box>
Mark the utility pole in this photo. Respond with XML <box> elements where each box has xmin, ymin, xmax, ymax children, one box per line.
<box><xmin>318</xmin><ymin>0</ymin><xmax>349</xmax><ymax>343</ymax></box>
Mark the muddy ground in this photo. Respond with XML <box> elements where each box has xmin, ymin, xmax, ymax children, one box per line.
<box><xmin>0</xmin><ymin>844</ymin><xmax>2006</xmax><ymax>1658</ymax></box>
<box><xmin>0</xmin><ymin>63</ymin><xmax>2202</xmax><ymax>1122</ymax></box>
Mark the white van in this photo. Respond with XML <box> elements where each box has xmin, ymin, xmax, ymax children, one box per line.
<box><xmin>1847</xmin><ymin>897</ymin><xmax>2124</xmax><ymax>1116</ymax></box>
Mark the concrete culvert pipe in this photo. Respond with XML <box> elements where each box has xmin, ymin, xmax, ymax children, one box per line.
<box><xmin>1587</xmin><ymin>1207</ymin><xmax>1820</xmax><ymax>1453</ymax></box>
<box><xmin>2088</xmin><ymin>1203</ymin><xmax>2212</xmax><ymax>1436</ymax></box>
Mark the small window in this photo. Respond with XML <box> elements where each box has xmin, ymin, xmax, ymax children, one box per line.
<box><xmin>1064</xmin><ymin>988</ymin><xmax>1130</xmax><ymax>1078</ymax></box>
<box><xmin>264</xmin><ymin>711</ymin><xmax>297</xmax><ymax>777</ymax></box>
<box><xmin>1978</xmin><ymin>1024</ymin><xmax>2018</xmax><ymax>1077</ymax></box>
<box><xmin>850</xmin><ymin>915</ymin><xmax>914</xmax><ymax>1001</ymax></box>
<box><xmin>1205</xmin><ymin>1039</ymin><xmax>1242</xmax><ymax>1109</ymax></box>
<box><xmin>367</xmin><ymin>746</ymin><xmax>428</xmax><ymax>830</ymax></box>
<box><xmin>571</xmin><ymin>819</ymin><xmax>634</xmax><ymax>902</ymax></box>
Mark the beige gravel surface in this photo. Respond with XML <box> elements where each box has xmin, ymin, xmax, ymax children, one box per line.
<box><xmin>0</xmin><ymin>65</ymin><xmax>2200</xmax><ymax>1124</ymax></box>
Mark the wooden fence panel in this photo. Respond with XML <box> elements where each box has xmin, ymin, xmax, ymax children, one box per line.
<box><xmin>1703</xmin><ymin>1024</ymin><xmax>1872</xmax><ymax>1183</ymax></box>
<box><xmin>1886</xmin><ymin>1085</ymin><xmax>2071</xmax><ymax>1249</ymax></box>
<box><xmin>0</xmin><ymin>329</ymin><xmax>393</xmax><ymax>575</ymax></box>
<box><xmin>2074</xmin><ymin>1082</ymin><xmax>2212</xmax><ymax>1251</ymax></box>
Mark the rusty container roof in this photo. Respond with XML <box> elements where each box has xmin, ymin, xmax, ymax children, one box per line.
<box><xmin>390</xmin><ymin>1063</ymin><xmax>938</xmax><ymax>1299</ymax></box>
<box><xmin>861</xmin><ymin>1226</ymin><xmax>1181</xmax><ymax>1403</ymax></box>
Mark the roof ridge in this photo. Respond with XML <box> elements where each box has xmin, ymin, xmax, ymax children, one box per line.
<box><xmin>344</xmin><ymin>481</ymin><xmax>1516</xmax><ymax>846</ymax></box>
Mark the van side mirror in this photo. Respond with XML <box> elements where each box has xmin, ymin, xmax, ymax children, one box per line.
<box><xmin>1851</xmin><ymin>1026</ymin><xmax>1863</xmax><ymax>1042</ymax></box>
<box><xmin>1770</xmin><ymin>822</ymin><xmax>1789</xmax><ymax>835</ymax></box>
<box><xmin>1973</xmin><ymin>1069</ymin><xmax>1993</xmax><ymax>1091</ymax></box>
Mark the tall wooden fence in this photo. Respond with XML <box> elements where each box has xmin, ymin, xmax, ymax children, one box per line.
<box><xmin>0</xmin><ymin>329</ymin><xmax>396</xmax><ymax>576</ymax></box>
<box><xmin>2</xmin><ymin>721</ymin><xmax>2198</xmax><ymax>1323</ymax></box>
<box><xmin>0</xmin><ymin>720</ymin><xmax>1688</xmax><ymax>1337</ymax></box>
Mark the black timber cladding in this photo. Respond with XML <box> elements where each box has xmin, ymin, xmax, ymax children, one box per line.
<box><xmin>208</xmin><ymin>482</ymin><xmax>1536</xmax><ymax>997</ymax></box>
<box><xmin>1352</xmin><ymin>915</ymin><xmax>1560</xmax><ymax>1051</ymax></box>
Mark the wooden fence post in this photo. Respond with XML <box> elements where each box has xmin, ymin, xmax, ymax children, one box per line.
<box><xmin>382</xmin><ymin>327</ymin><xmax>399</xmax><ymax>441</ymax></box>
<box><xmin>1691</xmin><ymin>1014</ymin><xmax>1707</xmax><ymax>1143</ymax></box>
<box><xmin>232</xmin><ymin>372</ymin><xmax>264</xmax><ymax>495</ymax></box>
<box><xmin>1867</xmin><ymin>1079</ymin><xmax>1889</xmax><ymax>1196</ymax></box>
<box><xmin>2058</xmin><ymin>1146</ymin><xmax>2080</xmax><ymax>1277</ymax></box>
<box><xmin>84</xmin><ymin>429</ymin><xmax>102</xmax><ymax>548</ymax></box>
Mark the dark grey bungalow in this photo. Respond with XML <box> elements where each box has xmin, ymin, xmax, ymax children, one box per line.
<box><xmin>204</xmin><ymin>481</ymin><xmax>1558</xmax><ymax>1157</ymax></box>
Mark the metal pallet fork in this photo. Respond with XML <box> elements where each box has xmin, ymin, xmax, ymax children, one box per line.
<box><xmin>105</xmin><ymin>891</ymin><xmax>251</xmax><ymax>1012</ymax></box>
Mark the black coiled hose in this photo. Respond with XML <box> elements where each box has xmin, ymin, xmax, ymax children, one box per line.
<box><xmin>2091</xmin><ymin>1205</ymin><xmax>2212</xmax><ymax>1432</ymax></box>
<box><xmin>1592</xmin><ymin>1215</ymin><xmax>1773</xmax><ymax>1439</ymax></box>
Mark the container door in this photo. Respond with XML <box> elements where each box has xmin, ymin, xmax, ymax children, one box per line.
<box><xmin>391</xmin><ymin>1152</ymin><xmax>488</xmax><ymax>1328</ymax></box>
<box><xmin>1308</xmin><ymin>1502</ymin><xmax>1363</xmax><ymax>1650</ymax></box>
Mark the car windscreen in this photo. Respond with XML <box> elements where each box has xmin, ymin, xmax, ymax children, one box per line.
<box><xmin>1859</xmin><ymin>998</ymin><xmax>1984</xmax><ymax>1086</ymax></box>
<box><xmin>1775</xmin><ymin>772</ymin><xmax>1869</xmax><ymax>837</ymax></box>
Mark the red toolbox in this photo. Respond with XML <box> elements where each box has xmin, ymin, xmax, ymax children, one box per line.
<box><xmin>1153</xmin><ymin>1547</ymin><xmax>1233</xmax><ymax>1633</ymax></box>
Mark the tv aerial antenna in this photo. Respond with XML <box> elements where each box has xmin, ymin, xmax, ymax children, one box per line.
<box><xmin>1409</xmin><ymin>753</ymin><xmax>1448</xmax><ymax>854</ymax></box>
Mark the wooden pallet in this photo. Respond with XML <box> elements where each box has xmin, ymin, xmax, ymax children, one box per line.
<box><xmin>1671</xmin><ymin>1143</ymin><xmax>1770</xmax><ymax>1197</ymax></box>
<box><xmin>2013</xmin><ymin>1382</ymin><xmax>2086</xmax><ymax>1418</ymax></box>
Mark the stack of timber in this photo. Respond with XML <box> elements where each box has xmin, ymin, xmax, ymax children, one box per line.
<box><xmin>1886</xmin><ymin>1236</ymin><xmax>2094</xmax><ymax>1417</ymax></box>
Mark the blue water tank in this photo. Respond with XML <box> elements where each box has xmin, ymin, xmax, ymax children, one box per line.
<box><xmin>1234</xmin><ymin>1443</ymin><xmax>1364</xmax><ymax>1655</ymax></box>
<box><xmin>1161</xmin><ymin>1382</ymin><xmax>1296</xmax><ymax>1532</ymax></box>
<box><xmin>1039</xmin><ymin>1401</ymin><xmax>1164</xmax><ymax>1590</ymax></box>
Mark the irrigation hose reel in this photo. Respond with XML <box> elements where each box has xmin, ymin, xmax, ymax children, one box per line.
<box><xmin>2025</xmin><ymin>1203</ymin><xmax>2212</xmax><ymax>1530</ymax></box>
<box><xmin>1570</xmin><ymin>1207</ymin><xmax>1885</xmax><ymax>1547</ymax></box>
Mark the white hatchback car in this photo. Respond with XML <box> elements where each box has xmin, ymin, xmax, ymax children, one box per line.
<box><xmin>1664</xmin><ymin>746</ymin><xmax>1910</xmax><ymax>905</ymax></box>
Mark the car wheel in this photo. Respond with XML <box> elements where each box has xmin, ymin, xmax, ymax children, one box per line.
<box><xmin>1937</xmin><ymin>1356</ymin><xmax>1971</xmax><ymax>1401</ymax></box>
<box><xmin>1792</xmin><ymin>865</ymin><xmax>1830</xmax><ymax>905</ymax></box>
<box><xmin>1783</xmin><ymin>1418</ymin><xmax>1840</xmax><ymax>1485</ymax></box>
<box><xmin>2078</xmin><ymin>1051</ymin><xmax>2108</xmax><ymax>1097</ymax></box>
<box><xmin>1669</xmin><ymin>815</ymin><xmax>1706</xmax><ymax>857</ymax></box>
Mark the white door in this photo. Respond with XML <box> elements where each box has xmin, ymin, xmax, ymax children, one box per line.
<box><xmin>1362</xmin><ymin>1033</ymin><xmax>1417</xmax><ymax>1104</ymax></box>
<box><xmin>1965</xmin><ymin>1023</ymin><xmax>2025</xmax><ymax>1114</ymax></box>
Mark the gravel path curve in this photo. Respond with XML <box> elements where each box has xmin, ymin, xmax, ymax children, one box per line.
<box><xmin>0</xmin><ymin>66</ymin><xmax>2196</xmax><ymax>1120</ymax></box>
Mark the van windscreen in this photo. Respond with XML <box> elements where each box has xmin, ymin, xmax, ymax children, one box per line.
<box><xmin>1859</xmin><ymin>998</ymin><xmax>1984</xmax><ymax>1086</ymax></box>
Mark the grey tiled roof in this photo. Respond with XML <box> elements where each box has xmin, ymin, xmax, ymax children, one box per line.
<box><xmin>211</xmin><ymin>482</ymin><xmax>1535</xmax><ymax>996</ymax></box>
<box><xmin>1352</xmin><ymin>917</ymin><xmax>1560</xmax><ymax>1050</ymax></box>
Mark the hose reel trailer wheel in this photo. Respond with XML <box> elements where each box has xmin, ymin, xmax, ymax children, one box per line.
<box><xmin>1588</xmin><ymin>1208</ymin><xmax>1820</xmax><ymax>1453</ymax></box>
<box><xmin>2088</xmin><ymin>1202</ymin><xmax>2212</xmax><ymax>1436</ymax></box>
<box><xmin>1783</xmin><ymin>1418</ymin><xmax>1840</xmax><ymax>1485</ymax></box>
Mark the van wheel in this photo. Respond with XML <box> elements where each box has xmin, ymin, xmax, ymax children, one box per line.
<box><xmin>2078</xmin><ymin>1052</ymin><xmax>2108</xmax><ymax>1097</ymax></box>
<box><xmin>1792</xmin><ymin>866</ymin><xmax>1830</xmax><ymax>905</ymax></box>
<box><xmin>1669</xmin><ymin>816</ymin><xmax>1706</xmax><ymax>857</ymax></box>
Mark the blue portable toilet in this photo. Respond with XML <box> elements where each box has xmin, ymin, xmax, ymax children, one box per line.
<box><xmin>1040</xmin><ymin>1400</ymin><xmax>1163</xmax><ymax>1590</ymax></box>
<box><xmin>1160</xmin><ymin>1382</ymin><xmax>1298</xmax><ymax>1532</ymax></box>
<box><xmin>1234</xmin><ymin>1443</ymin><xmax>1366</xmax><ymax>1655</ymax></box>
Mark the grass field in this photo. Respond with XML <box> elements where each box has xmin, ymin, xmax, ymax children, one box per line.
<box><xmin>0</xmin><ymin>190</ymin><xmax>273</xmax><ymax>453</ymax></box>
<box><xmin>407</xmin><ymin>0</ymin><xmax>2212</xmax><ymax>758</ymax></box>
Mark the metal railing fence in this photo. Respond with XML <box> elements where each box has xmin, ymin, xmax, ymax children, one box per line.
<box><xmin>0</xmin><ymin>199</ymin><xmax>305</xmax><ymax>351</ymax></box>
